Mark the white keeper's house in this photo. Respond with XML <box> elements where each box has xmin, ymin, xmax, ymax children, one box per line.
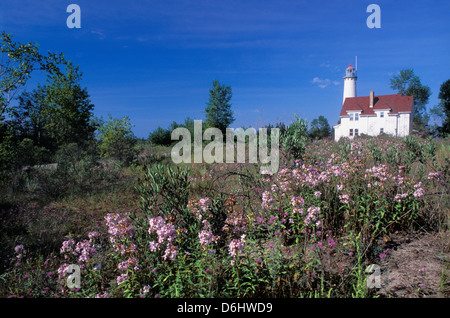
<box><xmin>333</xmin><ymin>64</ymin><xmax>413</xmax><ymax>141</ymax></box>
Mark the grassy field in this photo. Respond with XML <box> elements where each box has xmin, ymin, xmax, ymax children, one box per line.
<box><xmin>0</xmin><ymin>135</ymin><xmax>448</xmax><ymax>298</ymax></box>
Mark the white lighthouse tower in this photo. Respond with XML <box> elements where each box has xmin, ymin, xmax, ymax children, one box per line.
<box><xmin>342</xmin><ymin>63</ymin><xmax>357</xmax><ymax>104</ymax></box>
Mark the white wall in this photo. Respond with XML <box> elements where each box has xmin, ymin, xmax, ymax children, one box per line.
<box><xmin>397</xmin><ymin>113</ymin><xmax>411</xmax><ymax>137</ymax></box>
<box><xmin>334</xmin><ymin>111</ymin><xmax>411</xmax><ymax>141</ymax></box>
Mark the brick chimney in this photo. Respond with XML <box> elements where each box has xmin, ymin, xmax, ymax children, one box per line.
<box><xmin>369</xmin><ymin>90</ymin><xmax>374</xmax><ymax>108</ymax></box>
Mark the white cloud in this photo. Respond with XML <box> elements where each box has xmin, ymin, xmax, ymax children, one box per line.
<box><xmin>91</xmin><ymin>30</ymin><xmax>105</xmax><ymax>40</ymax></box>
<box><xmin>312</xmin><ymin>77</ymin><xmax>330</xmax><ymax>88</ymax></box>
<box><xmin>312</xmin><ymin>77</ymin><xmax>340</xmax><ymax>88</ymax></box>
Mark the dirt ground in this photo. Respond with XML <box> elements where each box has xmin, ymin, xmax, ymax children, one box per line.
<box><xmin>375</xmin><ymin>231</ymin><xmax>450</xmax><ymax>298</ymax></box>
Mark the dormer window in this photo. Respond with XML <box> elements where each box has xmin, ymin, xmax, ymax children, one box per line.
<box><xmin>349</xmin><ymin>113</ymin><xmax>354</xmax><ymax>121</ymax></box>
<box><xmin>380</xmin><ymin>112</ymin><xmax>384</xmax><ymax>118</ymax></box>
<box><xmin>355</xmin><ymin>113</ymin><xmax>359</xmax><ymax>121</ymax></box>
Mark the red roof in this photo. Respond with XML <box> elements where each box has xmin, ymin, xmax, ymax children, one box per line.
<box><xmin>346</xmin><ymin>64</ymin><xmax>355</xmax><ymax>70</ymax></box>
<box><xmin>340</xmin><ymin>93</ymin><xmax>413</xmax><ymax>117</ymax></box>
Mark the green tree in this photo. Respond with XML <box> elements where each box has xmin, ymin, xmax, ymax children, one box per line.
<box><xmin>6</xmin><ymin>87</ymin><xmax>52</xmax><ymax>167</ymax></box>
<box><xmin>42</xmin><ymin>61</ymin><xmax>96</xmax><ymax>150</ymax></box>
<box><xmin>180</xmin><ymin>117</ymin><xmax>198</xmax><ymax>139</ymax></box>
<box><xmin>205</xmin><ymin>80</ymin><xmax>234</xmax><ymax>133</ymax></box>
<box><xmin>390</xmin><ymin>69</ymin><xmax>431</xmax><ymax>132</ymax></box>
<box><xmin>0</xmin><ymin>32</ymin><xmax>64</xmax><ymax>172</ymax></box>
<box><xmin>97</xmin><ymin>114</ymin><xmax>138</xmax><ymax>163</ymax></box>
<box><xmin>0</xmin><ymin>32</ymin><xmax>64</xmax><ymax>117</ymax></box>
<box><xmin>8</xmin><ymin>86</ymin><xmax>49</xmax><ymax>146</ymax></box>
<box><xmin>281</xmin><ymin>115</ymin><xmax>308</xmax><ymax>159</ymax></box>
<box><xmin>6</xmin><ymin>61</ymin><xmax>97</xmax><ymax>159</ymax></box>
<box><xmin>430</xmin><ymin>79</ymin><xmax>450</xmax><ymax>136</ymax></box>
<box><xmin>309</xmin><ymin>115</ymin><xmax>331</xmax><ymax>139</ymax></box>
<box><xmin>148</xmin><ymin>126</ymin><xmax>172</xmax><ymax>146</ymax></box>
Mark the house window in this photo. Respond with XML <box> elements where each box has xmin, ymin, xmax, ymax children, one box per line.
<box><xmin>355</xmin><ymin>129</ymin><xmax>359</xmax><ymax>136</ymax></box>
<box><xmin>380</xmin><ymin>112</ymin><xmax>384</xmax><ymax>118</ymax></box>
<box><xmin>355</xmin><ymin>113</ymin><xmax>359</xmax><ymax>121</ymax></box>
<box><xmin>349</xmin><ymin>129</ymin><xmax>353</xmax><ymax>136</ymax></box>
<box><xmin>349</xmin><ymin>113</ymin><xmax>354</xmax><ymax>121</ymax></box>
<box><xmin>380</xmin><ymin>128</ymin><xmax>384</xmax><ymax>134</ymax></box>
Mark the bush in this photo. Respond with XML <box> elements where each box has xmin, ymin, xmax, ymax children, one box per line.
<box><xmin>97</xmin><ymin>115</ymin><xmax>139</xmax><ymax>164</ymax></box>
<box><xmin>15</xmin><ymin>138</ymin><xmax>51</xmax><ymax>168</ymax></box>
<box><xmin>281</xmin><ymin>115</ymin><xmax>309</xmax><ymax>159</ymax></box>
<box><xmin>148</xmin><ymin>126</ymin><xmax>172</xmax><ymax>146</ymax></box>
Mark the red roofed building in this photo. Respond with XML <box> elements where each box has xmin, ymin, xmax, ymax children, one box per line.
<box><xmin>333</xmin><ymin>65</ymin><xmax>413</xmax><ymax>141</ymax></box>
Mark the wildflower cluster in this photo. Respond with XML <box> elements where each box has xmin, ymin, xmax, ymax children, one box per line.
<box><xmin>427</xmin><ymin>171</ymin><xmax>444</xmax><ymax>184</ymax></box>
<box><xmin>117</xmin><ymin>257</ymin><xmax>139</xmax><ymax>272</ymax></box>
<box><xmin>57</xmin><ymin>231</ymin><xmax>101</xmax><ymax>281</ymax></box>
<box><xmin>198</xmin><ymin>228</ymin><xmax>218</xmax><ymax>247</ymax></box>
<box><xmin>105</xmin><ymin>213</ymin><xmax>134</xmax><ymax>243</ymax></box>
<box><xmin>42</xmin><ymin>136</ymin><xmax>440</xmax><ymax>298</ymax></box>
<box><xmin>187</xmin><ymin>197</ymin><xmax>212</xmax><ymax>219</ymax></box>
<box><xmin>105</xmin><ymin>213</ymin><xmax>135</xmax><ymax>255</ymax></box>
<box><xmin>148</xmin><ymin>216</ymin><xmax>178</xmax><ymax>260</ymax></box>
<box><xmin>305</xmin><ymin>206</ymin><xmax>321</xmax><ymax>227</ymax></box>
<box><xmin>261</xmin><ymin>191</ymin><xmax>276</xmax><ymax>210</ymax></box>
<box><xmin>228</xmin><ymin>234</ymin><xmax>246</xmax><ymax>265</ymax></box>
<box><xmin>290</xmin><ymin>196</ymin><xmax>305</xmax><ymax>214</ymax></box>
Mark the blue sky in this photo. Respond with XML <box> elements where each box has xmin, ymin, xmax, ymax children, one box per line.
<box><xmin>1</xmin><ymin>0</ymin><xmax>449</xmax><ymax>138</ymax></box>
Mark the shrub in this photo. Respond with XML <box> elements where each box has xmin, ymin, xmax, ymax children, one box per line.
<box><xmin>281</xmin><ymin>115</ymin><xmax>309</xmax><ymax>159</ymax></box>
<box><xmin>97</xmin><ymin>115</ymin><xmax>139</xmax><ymax>164</ymax></box>
<box><xmin>148</xmin><ymin>126</ymin><xmax>172</xmax><ymax>146</ymax></box>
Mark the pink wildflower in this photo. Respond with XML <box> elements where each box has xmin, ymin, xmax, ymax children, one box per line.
<box><xmin>339</xmin><ymin>193</ymin><xmax>351</xmax><ymax>204</ymax></box>
<box><xmin>74</xmin><ymin>240</ymin><xmax>97</xmax><ymax>263</ymax></box>
<box><xmin>57</xmin><ymin>263</ymin><xmax>70</xmax><ymax>279</ymax></box>
<box><xmin>117</xmin><ymin>257</ymin><xmax>139</xmax><ymax>272</ymax></box>
<box><xmin>199</xmin><ymin>197</ymin><xmax>211</xmax><ymax>212</ymax></box>
<box><xmin>304</xmin><ymin>206</ymin><xmax>320</xmax><ymax>226</ymax></box>
<box><xmin>228</xmin><ymin>235</ymin><xmax>246</xmax><ymax>258</ymax></box>
<box><xmin>413</xmin><ymin>187</ymin><xmax>424</xmax><ymax>198</ymax></box>
<box><xmin>290</xmin><ymin>196</ymin><xmax>305</xmax><ymax>214</ymax></box>
<box><xmin>394</xmin><ymin>193</ymin><xmax>408</xmax><ymax>202</ymax></box>
<box><xmin>162</xmin><ymin>244</ymin><xmax>178</xmax><ymax>260</ymax></box>
<box><xmin>88</xmin><ymin>231</ymin><xmax>99</xmax><ymax>240</ymax></box>
<box><xmin>199</xmin><ymin>230</ymin><xmax>218</xmax><ymax>247</ymax></box>
<box><xmin>116</xmin><ymin>273</ymin><xmax>128</xmax><ymax>285</ymax></box>
<box><xmin>105</xmin><ymin>213</ymin><xmax>134</xmax><ymax>243</ymax></box>
<box><xmin>262</xmin><ymin>191</ymin><xmax>276</xmax><ymax>210</ymax></box>
<box><xmin>148</xmin><ymin>216</ymin><xmax>178</xmax><ymax>260</ymax></box>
